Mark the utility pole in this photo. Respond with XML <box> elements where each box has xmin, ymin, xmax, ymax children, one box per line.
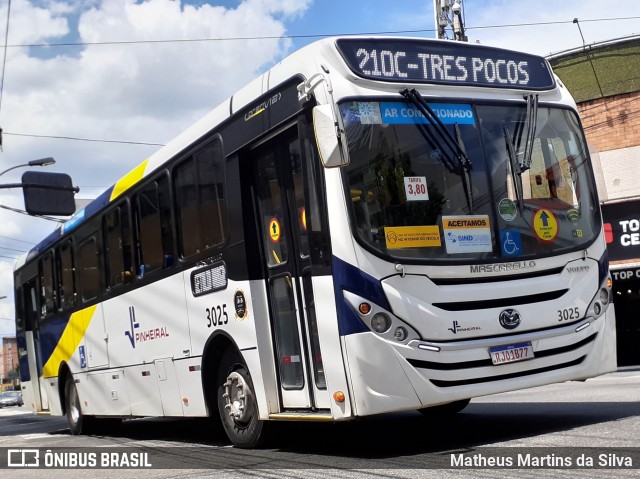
<box><xmin>434</xmin><ymin>0</ymin><xmax>467</xmax><ymax>42</ymax></box>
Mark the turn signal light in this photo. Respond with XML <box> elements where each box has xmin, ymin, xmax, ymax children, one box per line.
<box><xmin>333</xmin><ymin>391</ymin><xmax>345</xmax><ymax>403</ymax></box>
<box><xmin>358</xmin><ymin>303</ymin><xmax>371</xmax><ymax>315</ymax></box>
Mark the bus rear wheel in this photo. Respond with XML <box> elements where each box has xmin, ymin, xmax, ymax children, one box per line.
<box><xmin>216</xmin><ymin>350</ymin><xmax>265</xmax><ymax>448</ymax></box>
<box><xmin>65</xmin><ymin>376</ymin><xmax>95</xmax><ymax>435</ymax></box>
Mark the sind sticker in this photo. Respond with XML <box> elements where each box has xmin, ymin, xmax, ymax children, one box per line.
<box><xmin>443</xmin><ymin>215</ymin><xmax>492</xmax><ymax>254</ymax></box>
<box><xmin>385</xmin><ymin>226</ymin><xmax>441</xmax><ymax>249</ymax></box>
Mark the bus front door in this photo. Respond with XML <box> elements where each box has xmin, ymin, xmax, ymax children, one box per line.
<box><xmin>21</xmin><ymin>277</ymin><xmax>48</xmax><ymax>412</ymax></box>
<box><xmin>252</xmin><ymin>125</ymin><xmax>329</xmax><ymax>411</ymax></box>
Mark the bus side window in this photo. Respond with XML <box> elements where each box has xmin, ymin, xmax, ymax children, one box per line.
<box><xmin>19</xmin><ymin>279</ymin><xmax>39</xmax><ymax>332</ymax></box>
<box><xmin>157</xmin><ymin>174</ymin><xmax>175</xmax><ymax>268</ymax></box>
<box><xmin>104</xmin><ymin>202</ymin><xmax>134</xmax><ymax>287</ymax></box>
<box><xmin>174</xmin><ymin>137</ymin><xmax>227</xmax><ymax>258</ymax></box>
<box><xmin>174</xmin><ymin>156</ymin><xmax>200</xmax><ymax>257</ymax></box>
<box><xmin>134</xmin><ymin>173</ymin><xmax>174</xmax><ymax>277</ymax></box>
<box><xmin>302</xmin><ymin>125</ymin><xmax>331</xmax><ymax>268</ymax></box>
<box><xmin>15</xmin><ymin>285</ymin><xmax>24</xmax><ymax>334</ymax></box>
<box><xmin>197</xmin><ymin>144</ymin><xmax>227</xmax><ymax>251</ymax></box>
<box><xmin>39</xmin><ymin>252</ymin><xmax>56</xmax><ymax>317</ymax></box>
<box><xmin>56</xmin><ymin>239</ymin><xmax>76</xmax><ymax>310</ymax></box>
<box><xmin>78</xmin><ymin>235</ymin><xmax>102</xmax><ymax>302</ymax></box>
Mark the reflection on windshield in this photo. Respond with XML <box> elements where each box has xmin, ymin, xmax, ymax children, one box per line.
<box><xmin>401</xmin><ymin>88</ymin><xmax>474</xmax><ymax>213</ymax></box>
<box><xmin>340</xmin><ymin>100</ymin><xmax>599</xmax><ymax>263</ymax></box>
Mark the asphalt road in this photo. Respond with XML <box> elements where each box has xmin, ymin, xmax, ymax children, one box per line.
<box><xmin>0</xmin><ymin>369</ymin><xmax>639</xmax><ymax>478</ymax></box>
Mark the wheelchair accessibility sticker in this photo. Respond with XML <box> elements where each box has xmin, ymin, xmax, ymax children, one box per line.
<box><xmin>500</xmin><ymin>229</ymin><xmax>522</xmax><ymax>257</ymax></box>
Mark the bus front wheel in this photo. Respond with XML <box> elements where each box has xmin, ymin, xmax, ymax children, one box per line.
<box><xmin>216</xmin><ymin>350</ymin><xmax>265</xmax><ymax>448</ymax></box>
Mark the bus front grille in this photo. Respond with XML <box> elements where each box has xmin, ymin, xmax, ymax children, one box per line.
<box><xmin>428</xmin><ymin>356</ymin><xmax>586</xmax><ymax>388</ymax></box>
<box><xmin>406</xmin><ymin>333</ymin><xmax>597</xmax><ymax>371</ymax></box>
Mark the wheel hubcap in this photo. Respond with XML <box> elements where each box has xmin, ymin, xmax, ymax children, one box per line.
<box><xmin>222</xmin><ymin>371</ymin><xmax>254</xmax><ymax>424</ymax></box>
<box><xmin>69</xmin><ymin>385</ymin><xmax>80</xmax><ymax>424</ymax></box>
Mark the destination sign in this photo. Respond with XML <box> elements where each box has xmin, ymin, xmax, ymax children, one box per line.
<box><xmin>336</xmin><ymin>38</ymin><xmax>555</xmax><ymax>90</ymax></box>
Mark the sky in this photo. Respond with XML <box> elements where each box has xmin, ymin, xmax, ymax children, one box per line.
<box><xmin>1</xmin><ymin>0</ymin><xmax>640</xmax><ymax>335</ymax></box>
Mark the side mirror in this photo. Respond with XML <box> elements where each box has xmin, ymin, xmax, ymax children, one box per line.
<box><xmin>22</xmin><ymin>171</ymin><xmax>78</xmax><ymax>216</ymax></box>
<box><xmin>313</xmin><ymin>104</ymin><xmax>349</xmax><ymax>168</ymax></box>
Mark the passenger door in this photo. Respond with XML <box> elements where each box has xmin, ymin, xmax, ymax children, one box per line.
<box><xmin>21</xmin><ymin>277</ymin><xmax>49</xmax><ymax>411</ymax></box>
<box><xmin>251</xmin><ymin>123</ymin><xmax>329</xmax><ymax>410</ymax></box>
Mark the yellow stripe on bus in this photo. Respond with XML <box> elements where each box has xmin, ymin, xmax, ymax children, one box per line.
<box><xmin>110</xmin><ymin>159</ymin><xmax>149</xmax><ymax>201</ymax></box>
<box><xmin>42</xmin><ymin>305</ymin><xmax>97</xmax><ymax>378</ymax></box>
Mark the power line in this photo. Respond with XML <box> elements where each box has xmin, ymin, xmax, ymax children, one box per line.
<box><xmin>0</xmin><ymin>246</ymin><xmax>26</xmax><ymax>253</ymax></box>
<box><xmin>0</xmin><ymin>204</ymin><xmax>65</xmax><ymax>222</ymax></box>
<box><xmin>0</xmin><ymin>16</ymin><xmax>637</xmax><ymax>150</ymax></box>
<box><xmin>0</xmin><ymin>16</ymin><xmax>639</xmax><ymax>49</ymax></box>
<box><xmin>466</xmin><ymin>16</ymin><xmax>640</xmax><ymax>31</ymax></box>
<box><xmin>3</xmin><ymin>131</ymin><xmax>164</xmax><ymax>147</ymax></box>
<box><xmin>2</xmin><ymin>28</ymin><xmax>434</xmax><ymax>48</ymax></box>
<box><xmin>0</xmin><ymin>234</ymin><xmax>35</xmax><ymax>245</ymax></box>
<box><xmin>0</xmin><ymin>0</ymin><xmax>10</xmax><ymax>116</ymax></box>
<box><xmin>0</xmin><ymin>15</ymin><xmax>637</xmax><ymax>150</ymax></box>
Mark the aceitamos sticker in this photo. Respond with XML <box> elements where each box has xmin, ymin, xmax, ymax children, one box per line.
<box><xmin>442</xmin><ymin>215</ymin><xmax>492</xmax><ymax>254</ymax></box>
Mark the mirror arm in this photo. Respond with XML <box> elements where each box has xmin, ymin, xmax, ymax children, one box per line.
<box><xmin>298</xmin><ymin>73</ymin><xmax>328</xmax><ymax>102</ymax></box>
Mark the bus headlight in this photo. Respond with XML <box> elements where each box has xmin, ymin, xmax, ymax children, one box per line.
<box><xmin>394</xmin><ymin>327</ymin><xmax>408</xmax><ymax>341</ymax></box>
<box><xmin>343</xmin><ymin>290</ymin><xmax>420</xmax><ymax>344</ymax></box>
<box><xmin>371</xmin><ymin>313</ymin><xmax>391</xmax><ymax>333</ymax></box>
<box><xmin>587</xmin><ymin>265</ymin><xmax>612</xmax><ymax>319</ymax></box>
<box><xmin>599</xmin><ymin>287</ymin><xmax>609</xmax><ymax>305</ymax></box>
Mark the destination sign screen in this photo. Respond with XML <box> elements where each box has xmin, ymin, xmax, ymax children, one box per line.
<box><xmin>336</xmin><ymin>38</ymin><xmax>555</xmax><ymax>90</ymax></box>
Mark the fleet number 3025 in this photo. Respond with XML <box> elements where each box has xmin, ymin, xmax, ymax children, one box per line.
<box><xmin>557</xmin><ymin>307</ymin><xmax>579</xmax><ymax>321</ymax></box>
<box><xmin>206</xmin><ymin>305</ymin><xmax>229</xmax><ymax>328</ymax></box>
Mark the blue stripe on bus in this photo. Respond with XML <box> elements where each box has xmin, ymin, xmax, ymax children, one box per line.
<box><xmin>38</xmin><ymin>312</ymin><xmax>72</xmax><ymax>376</ymax></box>
<box><xmin>332</xmin><ymin>256</ymin><xmax>391</xmax><ymax>336</ymax></box>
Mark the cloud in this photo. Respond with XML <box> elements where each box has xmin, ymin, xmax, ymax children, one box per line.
<box><xmin>464</xmin><ymin>0</ymin><xmax>640</xmax><ymax>56</ymax></box>
<box><xmin>0</xmin><ymin>0</ymin><xmax>313</xmax><ymax>335</ymax></box>
<box><xmin>6</xmin><ymin>0</ymin><xmax>309</xmax><ymax>141</ymax></box>
<box><xmin>7</xmin><ymin>1</ymin><xmax>70</xmax><ymax>45</ymax></box>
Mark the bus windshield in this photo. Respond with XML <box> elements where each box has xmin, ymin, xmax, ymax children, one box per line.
<box><xmin>340</xmin><ymin>100</ymin><xmax>600</xmax><ymax>262</ymax></box>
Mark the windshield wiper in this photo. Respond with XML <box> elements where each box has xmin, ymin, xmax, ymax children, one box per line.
<box><xmin>454</xmin><ymin>122</ymin><xmax>473</xmax><ymax>213</ymax></box>
<box><xmin>400</xmin><ymin>88</ymin><xmax>474</xmax><ymax>213</ymax></box>
<box><xmin>504</xmin><ymin>126</ymin><xmax>524</xmax><ymax>215</ymax></box>
<box><xmin>521</xmin><ymin>94</ymin><xmax>539</xmax><ymax>172</ymax></box>
<box><xmin>400</xmin><ymin>90</ymin><xmax>458</xmax><ymax>174</ymax></box>
<box><xmin>503</xmin><ymin>94</ymin><xmax>539</xmax><ymax>215</ymax></box>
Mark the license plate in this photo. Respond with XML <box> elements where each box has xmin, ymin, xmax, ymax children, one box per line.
<box><xmin>490</xmin><ymin>342</ymin><xmax>534</xmax><ymax>365</ymax></box>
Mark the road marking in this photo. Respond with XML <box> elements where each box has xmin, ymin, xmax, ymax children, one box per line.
<box><xmin>0</xmin><ymin>409</ymin><xmax>32</xmax><ymax>417</ymax></box>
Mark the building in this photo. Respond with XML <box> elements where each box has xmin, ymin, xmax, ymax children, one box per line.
<box><xmin>549</xmin><ymin>35</ymin><xmax>640</xmax><ymax>365</ymax></box>
<box><xmin>1</xmin><ymin>336</ymin><xmax>18</xmax><ymax>389</ymax></box>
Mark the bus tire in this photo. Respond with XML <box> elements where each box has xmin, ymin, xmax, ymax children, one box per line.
<box><xmin>216</xmin><ymin>350</ymin><xmax>265</xmax><ymax>448</ymax></box>
<box><xmin>65</xmin><ymin>376</ymin><xmax>95</xmax><ymax>435</ymax></box>
<box><xmin>418</xmin><ymin>398</ymin><xmax>470</xmax><ymax>416</ymax></box>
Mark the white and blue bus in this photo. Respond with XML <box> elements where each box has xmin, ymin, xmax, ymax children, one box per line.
<box><xmin>14</xmin><ymin>36</ymin><xmax>616</xmax><ymax>447</ymax></box>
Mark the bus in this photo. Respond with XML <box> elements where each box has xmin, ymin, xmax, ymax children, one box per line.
<box><xmin>14</xmin><ymin>36</ymin><xmax>617</xmax><ymax>448</ymax></box>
